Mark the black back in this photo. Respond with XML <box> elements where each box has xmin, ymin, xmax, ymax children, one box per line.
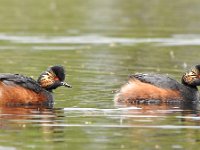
<box><xmin>130</xmin><ymin>73</ymin><xmax>199</xmax><ymax>101</ymax></box>
<box><xmin>130</xmin><ymin>73</ymin><xmax>181</xmax><ymax>89</ymax></box>
<box><xmin>0</xmin><ymin>74</ymin><xmax>43</xmax><ymax>93</ymax></box>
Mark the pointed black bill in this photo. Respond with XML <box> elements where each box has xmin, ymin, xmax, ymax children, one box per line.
<box><xmin>61</xmin><ymin>82</ymin><xmax>72</xmax><ymax>88</ymax></box>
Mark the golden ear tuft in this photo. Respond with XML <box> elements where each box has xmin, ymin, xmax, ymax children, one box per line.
<box><xmin>38</xmin><ymin>71</ymin><xmax>56</xmax><ymax>88</ymax></box>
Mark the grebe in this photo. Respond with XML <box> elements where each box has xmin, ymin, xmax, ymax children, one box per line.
<box><xmin>114</xmin><ymin>65</ymin><xmax>200</xmax><ymax>104</ymax></box>
<box><xmin>0</xmin><ymin>65</ymin><xmax>71</xmax><ymax>106</ymax></box>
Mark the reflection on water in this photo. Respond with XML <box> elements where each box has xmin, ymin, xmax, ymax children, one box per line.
<box><xmin>0</xmin><ymin>106</ymin><xmax>55</xmax><ymax>129</ymax></box>
<box><xmin>0</xmin><ymin>103</ymin><xmax>200</xmax><ymax>149</ymax></box>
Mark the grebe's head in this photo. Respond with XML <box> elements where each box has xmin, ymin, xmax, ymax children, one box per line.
<box><xmin>182</xmin><ymin>65</ymin><xmax>200</xmax><ymax>87</ymax></box>
<box><xmin>37</xmin><ymin>65</ymin><xmax>72</xmax><ymax>92</ymax></box>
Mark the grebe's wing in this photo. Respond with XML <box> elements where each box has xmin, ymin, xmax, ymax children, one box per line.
<box><xmin>0</xmin><ymin>74</ymin><xmax>42</xmax><ymax>93</ymax></box>
<box><xmin>129</xmin><ymin>73</ymin><xmax>181</xmax><ymax>90</ymax></box>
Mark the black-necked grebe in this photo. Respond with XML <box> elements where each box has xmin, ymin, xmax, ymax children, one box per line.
<box><xmin>0</xmin><ymin>65</ymin><xmax>72</xmax><ymax>105</ymax></box>
<box><xmin>114</xmin><ymin>65</ymin><xmax>200</xmax><ymax>104</ymax></box>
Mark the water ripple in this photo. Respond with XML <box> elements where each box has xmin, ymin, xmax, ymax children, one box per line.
<box><xmin>40</xmin><ymin>124</ymin><xmax>200</xmax><ymax>129</ymax></box>
<box><xmin>63</xmin><ymin>107</ymin><xmax>141</xmax><ymax>111</ymax></box>
<box><xmin>0</xmin><ymin>34</ymin><xmax>200</xmax><ymax>46</ymax></box>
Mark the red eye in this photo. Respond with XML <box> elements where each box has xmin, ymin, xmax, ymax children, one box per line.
<box><xmin>54</xmin><ymin>77</ymin><xmax>59</xmax><ymax>81</ymax></box>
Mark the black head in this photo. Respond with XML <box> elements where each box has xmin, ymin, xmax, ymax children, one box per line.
<box><xmin>37</xmin><ymin>65</ymin><xmax>72</xmax><ymax>92</ymax></box>
<box><xmin>182</xmin><ymin>65</ymin><xmax>200</xmax><ymax>87</ymax></box>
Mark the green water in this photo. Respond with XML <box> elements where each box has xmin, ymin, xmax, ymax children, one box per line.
<box><xmin>0</xmin><ymin>0</ymin><xmax>200</xmax><ymax>150</ymax></box>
